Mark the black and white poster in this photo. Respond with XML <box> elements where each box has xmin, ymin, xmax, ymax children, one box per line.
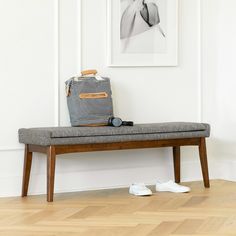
<box><xmin>107</xmin><ymin>0</ymin><xmax>178</xmax><ymax>66</ymax></box>
<box><xmin>120</xmin><ymin>0</ymin><xmax>167</xmax><ymax>53</ymax></box>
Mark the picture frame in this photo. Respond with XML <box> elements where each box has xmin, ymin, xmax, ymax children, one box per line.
<box><xmin>107</xmin><ymin>0</ymin><xmax>178</xmax><ymax>67</ymax></box>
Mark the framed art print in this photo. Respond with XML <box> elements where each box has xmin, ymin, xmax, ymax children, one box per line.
<box><xmin>107</xmin><ymin>0</ymin><xmax>178</xmax><ymax>67</ymax></box>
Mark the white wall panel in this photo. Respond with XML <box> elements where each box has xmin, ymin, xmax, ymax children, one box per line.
<box><xmin>202</xmin><ymin>0</ymin><xmax>236</xmax><ymax>171</ymax></box>
<box><xmin>0</xmin><ymin>0</ymin><xmax>57</xmax><ymax>149</ymax></box>
<box><xmin>79</xmin><ymin>0</ymin><xmax>204</xmax><ymax>187</ymax></box>
<box><xmin>0</xmin><ymin>0</ymin><xmax>57</xmax><ymax>197</ymax></box>
<box><xmin>82</xmin><ymin>0</ymin><xmax>200</xmax><ymax>124</ymax></box>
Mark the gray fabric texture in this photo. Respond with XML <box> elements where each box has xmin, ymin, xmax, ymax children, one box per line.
<box><xmin>66</xmin><ymin>77</ymin><xmax>113</xmax><ymax>126</ymax></box>
<box><xmin>18</xmin><ymin>122</ymin><xmax>210</xmax><ymax>146</ymax></box>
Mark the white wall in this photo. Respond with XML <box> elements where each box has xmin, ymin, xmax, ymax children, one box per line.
<box><xmin>1</xmin><ymin>0</ymin><xmax>233</xmax><ymax>197</ymax></box>
<box><xmin>202</xmin><ymin>0</ymin><xmax>236</xmax><ymax>180</ymax></box>
<box><xmin>0</xmin><ymin>0</ymin><xmax>57</xmax><ymax>196</ymax></box>
<box><xmin>0</xmin><ymin>0</ymin><xmax>82</xmax><ymax>197</ymax></box>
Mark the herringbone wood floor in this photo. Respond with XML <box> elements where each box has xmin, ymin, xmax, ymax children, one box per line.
<box><xmin>1</xmin><ymin>180</ymin><xmax>236</xmax><ymax>235</ymax></box>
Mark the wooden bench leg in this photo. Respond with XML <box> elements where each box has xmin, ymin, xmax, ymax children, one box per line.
<box><xmin>199</xmin><ymin>137</ymin><xmax>210</xmax><ymax>188</ymax></box>
<box><xmin>47</xmin><ymin>146</ymin><xmax>56</xmax><ymax>202</ymax></box>
<box><xmin>173</xmin><ymin>146</ymin><xmax>180</xmax><ymax>183</ymax></box>
<box><xmin>22</xmin><ymin>144</ymin><xmax>33</xmax><ymax>197</ymax></box>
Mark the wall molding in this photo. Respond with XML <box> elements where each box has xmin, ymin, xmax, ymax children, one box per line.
<box><xmin>54</xmin><ymin>0</ymin><xmax>60</xmax><ymax>127</ymax></box>
<box><xmin>198</xmin><ymin>0</ymin><xmax>203</xmax><ymax>123</ymax></box>
<box><xmin>77</xmin><ymin>0</ymin><xmax>82</xmax><ymax>73</ymax></box>
<box><xmin>0</xmin><ymin>147</ymin><xmax>23</xmax><ymax>152</ymax></box>
<box><xmin>58</xmin><ymin>0</ymin><xmax>82</xmax><ymax>126</ymax></box>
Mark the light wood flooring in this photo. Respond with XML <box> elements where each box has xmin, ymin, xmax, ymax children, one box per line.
<box><xmin>1</xmin><ymin>180</ymin><xmax>236</xmax><ymax>236</ymax></box>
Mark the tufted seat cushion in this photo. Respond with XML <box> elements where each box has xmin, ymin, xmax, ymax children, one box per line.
<box><xmin>18</xmin><ymin>122</ymin><xmax>210</xmax><ymax>146</ymax></box>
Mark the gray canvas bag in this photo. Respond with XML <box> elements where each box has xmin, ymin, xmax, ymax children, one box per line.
<box><xmin>65</xmin><ymin>70</ymin><xmax>113</xmax><ymax>127</ymax></box>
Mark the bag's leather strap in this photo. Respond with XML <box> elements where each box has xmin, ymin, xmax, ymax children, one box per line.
<box><xmin>81</xmin><ymin>70</ymin><xmax>97</xmax><ymax>76</ymax></box>
<box><xmin>79</xmin><ymin>92</ymin><xmax>108</xmax><ymax>99</ymax></box>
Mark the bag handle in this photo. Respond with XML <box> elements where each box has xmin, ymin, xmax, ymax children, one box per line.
<box><xmin>81</xmin><ymin>69</ymin><xmax>97</xmax><ymax>76</ymax></box>
<box><xmin>80</xmin><ymin>69</ymin><xmax>104</xmax><ymax>81</ymax></box>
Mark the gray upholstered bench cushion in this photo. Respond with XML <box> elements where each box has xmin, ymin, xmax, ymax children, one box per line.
<box><xmin>18</xmin><ymin>122</ymin><xmax>210</xmax><ymax>146</ymax></box>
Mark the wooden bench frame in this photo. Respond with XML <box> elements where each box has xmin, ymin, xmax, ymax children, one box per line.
<box><xmin>21</xmin><ymin>137</ymin><xmax>210</xmax><ymax>202</ymax></box>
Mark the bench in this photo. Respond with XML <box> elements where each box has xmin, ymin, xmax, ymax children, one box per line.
<box><xmin>18</xmin><ymin>122</ymin><xmax>210</xmax><ymax>202</ymax></box>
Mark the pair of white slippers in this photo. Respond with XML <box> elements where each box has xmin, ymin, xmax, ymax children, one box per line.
<box><xmin>129</xmin><ymin>180</ymin><xmax>190</xmax><ymax>196</ymax></box>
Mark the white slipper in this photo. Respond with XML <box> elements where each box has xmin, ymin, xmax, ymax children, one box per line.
<box><xmin>129</xmin><ymin>183</ymin><xmax>152</xmax><ymax>196</ymax></box>
<box><xmin>155</xmin><ymin>180</ymin><xmax>190</xmax><ymax>193</ymax></box>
